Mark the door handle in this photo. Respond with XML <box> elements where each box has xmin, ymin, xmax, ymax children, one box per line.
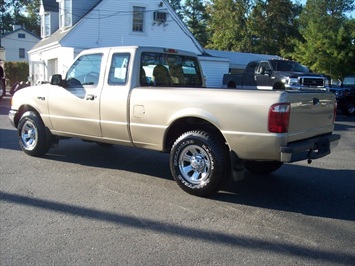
<box><xmin>86</xmin><ymin>94</ymin><xmax>95</xmax><ymax>100</ymax></box>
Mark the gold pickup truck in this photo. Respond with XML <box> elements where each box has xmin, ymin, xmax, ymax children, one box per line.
<box><xmin>9</xmin><ymin>46</ymin><xmax>340</xmax><ymax>196</ymax></box>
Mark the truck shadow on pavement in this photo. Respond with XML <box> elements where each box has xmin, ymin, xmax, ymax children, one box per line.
<box><xmin>1</xmin><ymin>190</ymin><xmax>354</xmax><ymax>265</ymax></box>
<box><xmin>219</xmin><ymin>166</ymin><xmax>355</xmax><ymax>221</ymax></box>
<box><xmin>39</xmin><ymin>138</ymin><xmax>355</xmax><ymax>222</ymax></box>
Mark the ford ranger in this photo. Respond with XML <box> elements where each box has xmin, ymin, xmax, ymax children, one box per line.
<box><xmin>9</xmin><ymin>46</ymin><xmax>340</xmax><ymax>196</ymax></box>
<box><xmin>223</xmin><ymin>59</ymin><xmax>329</xmax><ymax>90</ymax></box>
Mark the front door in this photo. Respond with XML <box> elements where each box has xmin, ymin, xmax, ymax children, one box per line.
<box><xmin>48</xmin><ymin>53</ymin><xmax>103</xmax><ymax>137</ymax></box>
<box><xmin>254</xmin><ymin>61</ymin><xmax>272</xmax><ymax>90</ymax></box>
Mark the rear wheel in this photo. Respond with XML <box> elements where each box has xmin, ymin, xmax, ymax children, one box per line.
<box><xmin>245</xmin><ymin>160</ymin><xmax>283</xmax><ymax>175</ymax></box>
<box><xmin>170</xmin><ymin>130</ymin><xmax>230</xmax><ymax>197</ymax></box>
<box><xmin>344</xmin><ymin>101</ymin><xmax>355</xmax><ymax>115</ymax></box>
<box><xmin>18</xmin><ymin>111</ymin><xmax>50</xmax><ymax>156</ymax></box>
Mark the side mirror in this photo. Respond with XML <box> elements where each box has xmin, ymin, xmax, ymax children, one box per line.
<box><xmin>50</xmin><ymin>74</ymin><xmax>63</xmax><ymax>86</ymax></box>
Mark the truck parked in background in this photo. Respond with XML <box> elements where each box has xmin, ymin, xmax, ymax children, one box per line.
<box><xmin>223</xmin><ymin>59</ymin><xmax>329</xmax><ymax>91</ymax></box>
<box><xmin>330</xmin><ymin>75</ymin><xmax>355</xmax><ymax>115</ymax></box>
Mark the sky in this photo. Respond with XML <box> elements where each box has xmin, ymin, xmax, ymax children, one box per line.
<box><xmin>293</xmin><ymin>0</ymin><xmax>355</xmax><ymax>18</ymax></box>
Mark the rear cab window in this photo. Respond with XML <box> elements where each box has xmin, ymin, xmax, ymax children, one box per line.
<box><xmin>140</xmin><ymin>52</ymin><xmax>203</xmax><ymax>87</ymax></box>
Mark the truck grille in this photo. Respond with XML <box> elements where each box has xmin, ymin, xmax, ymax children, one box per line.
<box><xmin>300</xmin><ymin>77</ymin><xmax>325</xmax><ymax>87</ymax></box>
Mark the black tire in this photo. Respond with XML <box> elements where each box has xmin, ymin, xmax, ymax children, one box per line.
<box><xmin>245</xmin><ymin>160</ymin><xmax>283</xmax><ymax>175</ymax></box>
<box><xmin>0</xmin><ymin>80</ymin><xmax>4</xmax><ymax>100</ymax></box>
<box><xmin>18</xmin><ymin>111</ymin><xmax>50</xmax><ymax>156</ymax></box>
<box><xmin>170</xmin><ymin>130</ymin><xmax>230</xmax><ymax>197</ymax></box>
<box><xmin>273</xmin><ymin>82</ymin><xmax>286</xmax><ymax>90</ymax></box>
<box><xmin>344</xmin><ymin>101</ymin><xmax>355</xmax><ymax>115</ymax></box>
<box><xmin>227</xmin><ymin>81</ymin><xmax>236</xmax><ymax>88</ymax></box>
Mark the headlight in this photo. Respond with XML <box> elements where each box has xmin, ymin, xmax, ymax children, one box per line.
<box><xmin>288</xmin><ymin>77</ymin><xmax>299</xmax><ymax>85</ymax></box>
<box><xmin>324</xmin><ymin>79</ymin><xmax>329</xmax><ymax>86</ymax></box>
<box><xmin>334</xmin><ymin>90</ymin><xmax>343</xmax><ymax>97</ymax></box>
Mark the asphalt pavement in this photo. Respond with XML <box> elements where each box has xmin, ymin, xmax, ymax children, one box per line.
<box><xmin>1</xmin><ymin>95</ymin><xmax>354</xmax><ymax>265</ymax></box>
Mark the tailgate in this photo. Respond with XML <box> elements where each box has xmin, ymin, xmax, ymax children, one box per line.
<box><xmin>287</xmin><ymin>91</ymin><xmax>336</xmax><ymax>142</ymax></box>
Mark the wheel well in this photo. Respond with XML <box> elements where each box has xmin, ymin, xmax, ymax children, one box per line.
<box><xmin>13</xmin><ymin>105</ymin><xmax>40</xmax><ymax>128</ymax></box>
<box><xmin>227</xmin><ymin>81</ymin><xmax>236</xmax><ymax>88</ymax></box>
<box><xmin>273</xmin><ymin>82</ymin><xmax>285</xmax><ymax>90</ymax></box>
<box><xmin>163</xmin><ymin>117</ymin><xmax>228</xmax><ymax>152</ymax></box>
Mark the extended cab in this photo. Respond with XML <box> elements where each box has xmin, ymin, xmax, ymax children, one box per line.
<box><xmin>223</xmin><ymin>59</ymin><xmax>329</xmax><ymax>90</ymax></box>
<box><xmin>9</xmin><ymin>46</ymin><xmax>340</xmax><ymax>196</ymax></box>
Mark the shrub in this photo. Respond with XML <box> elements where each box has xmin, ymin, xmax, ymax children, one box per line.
<box><xmin>4</xmin><ymin>61</ymin><xmax>29</xmax><ymax>87</ymax></box>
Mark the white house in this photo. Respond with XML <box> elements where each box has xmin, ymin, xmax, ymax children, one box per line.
<box><xmin>0</xmin><ymin>26</ymin><xmax>40</xmax><ymax>62</ymax></box>
<box><xmin>29</xmin><ymin>0</ymin><xmax>229</xmax><ymax>87</ymax></box>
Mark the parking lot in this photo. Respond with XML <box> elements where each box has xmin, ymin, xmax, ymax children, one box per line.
<box><xmin>1</xmin><ymin>95</ymin><xmax>354</xmax><ymax>265</ymax></box>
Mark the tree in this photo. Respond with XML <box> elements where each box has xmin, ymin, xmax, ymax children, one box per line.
<box><xmin>182</xmin><ymin>0</ymin><xmax>210</xmax><ymax>47</ymax></box>
<box><xmin>166</xmin><ymin>0</ymin><xmax>184</xmax><ymax>19</ymax></box>
<box><xmin>247</xmin><ymin>0</ymin><xmax>302</xmax><ymax>55</ymax></box>
<box><xmin>0</xmin><ymin>0</ymin><xmax>40</xmax><ymax>36</ymax></box>
<box><xmin>291</xmin><ymin>0</ymin><xmax>355</xmax><ymax>78</ymax></box>
<box><xmin>205</xmin><ymin>0</ymin><xmax>252</xmax><ymax>51</ymax></box>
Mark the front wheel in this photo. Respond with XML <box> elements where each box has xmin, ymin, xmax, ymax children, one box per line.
<box><xmin>18</xmin><ymin>111</ymin><xmax>50</xmax><ymax>156</ymax></box>
<box><xmin>245</xmin><ymin>160</ymin><xmax>283</xmax><ymax>175</ymax></box>
<box><xmin>170</xmin><ymin>130</ymin><xmax>230</xmax><ymax>197</ymax></box>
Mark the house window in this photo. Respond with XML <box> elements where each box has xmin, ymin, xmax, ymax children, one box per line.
<box><xmin>44</xmin><ymin>13</ymin><xmax>50</xmax><ymax>36</ymax></box>
<box><xmin>18</xmin><ymin>33</ymin><xmax>25</xmax><ymax>39</ymax></box>
<box><xmin>19</xmin><ymin>48</ymin><xmax>25</xmax><ymax>59</ymax></box>
<box><xmin>60</xmin><ymin>0</ymin><xmax>72</xmax><ymax>28</ymax></box>
<box><xmin>132</xmin><ymin>6</ymin><xmax>145</xmax><ymax>32</ymax></box>
<box><xmin>64</xmin><ymin>0</ymin><xmax>72</xmax><ymax>27</ymax></box>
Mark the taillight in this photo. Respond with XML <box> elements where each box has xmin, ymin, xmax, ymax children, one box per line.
<box><xmin>268</xmin><ymin>103</ymin><xmax>290</xmax><ymax>133</ymax></box>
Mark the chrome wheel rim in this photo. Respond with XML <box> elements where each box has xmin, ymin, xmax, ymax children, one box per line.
<box><xmin>178</xmin><ymin>145</ymin><xmax>211</xmax><ymax>185</ymax></box>
<box><xmin>21</xmin><ymin>120</ymin><xmax>38</xmax><ymax>150</ymax></box>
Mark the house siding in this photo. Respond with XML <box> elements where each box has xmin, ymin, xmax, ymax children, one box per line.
<box><xmin>31</xmin><ymin>0</ymin><xmax>231</xmax><ymax>85</ymax></box>
<box><xmin>1</xmin><ymin>29</ymin><xmax>40</xmax><ymax>62</ymax></box>
<box><xmin>199</xmin><ymin>56</ymin><xmax>230</xmax><ymax>88</ymax></box>
<box><xmin>61</xmin><ymin>1</ymin><xmax>202</xmax><ymax>54</ymax></box>
<box><xmin>71</xmin><ymin>0</ymin><xmax>102</xmax><ymax>25</ymax></box>
<box><xmin>29</xmin><ymin>46</ymin><xmax>75</xmax><ymax>82</ymax></box>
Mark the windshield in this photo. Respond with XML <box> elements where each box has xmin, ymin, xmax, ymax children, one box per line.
<box><xmin>343</xmin><ymin>76</ymin><xmax>355</xmax><ymax>86</ymax></box>
<box><xmin>270</xmin><ymin>60</ymin><xmax>308</xmax><ymax>73</ymax></box>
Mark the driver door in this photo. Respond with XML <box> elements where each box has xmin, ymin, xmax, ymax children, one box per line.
<box><xmin>254</xmin><ymin>61</ymin><xmax>272</xmax><ymax>90</ymax></box>
<box><xmin>48</xmin><ymin>53</ymin><xmax>104</xmax><ymax>137</ymax></box>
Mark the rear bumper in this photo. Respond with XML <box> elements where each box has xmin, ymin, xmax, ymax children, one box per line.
<box><xmin>280</xmin><ymin>133</ymin><xmax>341</xmax><ymax>163</ymax></box>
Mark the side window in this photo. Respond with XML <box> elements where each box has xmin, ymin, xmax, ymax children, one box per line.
<box><xmin>66</xmin><ymin>53</ymin><xmax>102</xmax><ymax>87</ymax></box>
<box><xmin>245</xmin><ymin>62</ymin><xmax>258</xmax><ymax>74</ymax></box>
<box><xmin>108</xmin><ymin>53</ymin><xmax>130</xmax><ymax>85</ymax></box>
<box><xmin>256</xmin><ymin>62</ymin><xmax>271</xmax><ymax>74</ymax></box>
